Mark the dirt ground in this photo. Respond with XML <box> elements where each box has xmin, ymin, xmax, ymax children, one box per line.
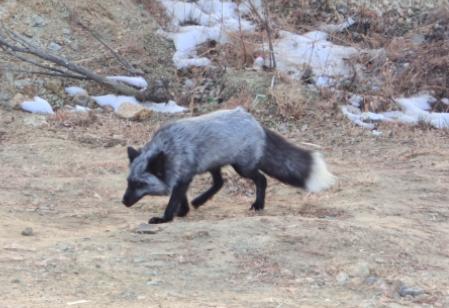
<box><xmin>1</xmin><ymin>106</ymin><xmax>448</xmax><ymax>308</ymax></box>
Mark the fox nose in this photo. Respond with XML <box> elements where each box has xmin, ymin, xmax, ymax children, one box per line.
<box><xmin>122</xmin><ymin>195</ymin><xmax>130</xmax><ymax>206</ymax></box>
<box><xmin>122</xmin><ymin>194</ymin><xmax>134</xmax><ymax>207</ymax></box>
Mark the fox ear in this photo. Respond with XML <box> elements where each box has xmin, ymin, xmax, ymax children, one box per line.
<box><xmin>147</xmin><ymin>151</ymin><xmax>166</xmax><ymax>180</ymax></box>
<box><xmin>127</xmin><ymin>146</ymin><xmax>141</xmax><ymax>163</ymax></box>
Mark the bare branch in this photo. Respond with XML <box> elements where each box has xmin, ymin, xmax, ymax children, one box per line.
<box><xmin>73</xmin><ymin>17</ymin><xmax>143</xmax><ymax>75</ymax></box>
<box><xmin>1</xmin><ymin>45</ymin><xmax>82</xmax><ymax>77</ymax></box>
<box><xmin>0</xmin><ymin>66</ymin><xmax>89</xmax><ymax>80</ymax></box>
<box><xmin>0</xmin><ymin>27</ymin><xmax>170</xmax><ymax>102</ymax></box>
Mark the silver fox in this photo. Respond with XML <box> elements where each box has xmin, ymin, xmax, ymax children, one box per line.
<box><xmin>122</xmin><ymin>107</ymin><xmax>335</xmax><ymax>224</ymax></box>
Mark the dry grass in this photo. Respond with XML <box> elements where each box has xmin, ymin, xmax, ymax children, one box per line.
<box><xmin>388</xmin><ymin>40</ymin><xmax>449</xmax><ymax>100</ymax></box>
<box><xmin>48</xmin><ymin>109</ymin><xmax>98</xmax><ymax>128</ymax></box>
<box><xmin>221</xmin><ymin>87</ymin><xmax>254</xmax><ymax>111</ymax></box>
<box><xmin>269</xmin><ymin>83</ymin><xmax>306</xmax><ymax>120</ymax></box>
<box><xmin>133</xmin><ymin>0</ymin><xmax>170</xmax><ymax>28</ymax></box>
<box><xmin>139</xmin><ymin>0</ymin><xmax>449</xmax><ymax>119</ymax></box>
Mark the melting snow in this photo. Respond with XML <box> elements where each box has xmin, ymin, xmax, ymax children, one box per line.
<box><xmin>73</xmin><ymin>105</ymin><xmax>90</xmax><ymax>112</ymax></box>
<box><xmin>92</xmin><ymin>95</ymin><xmax>139</xmax><ymax>111</ymax></box>
<box><xmin>106</xmin><ymin>76</ymin><xmax>148</xmax><ymax>90</ymax></box>
<box><xmin>158</xmin><ymin>0</ymin><xmax>358</xmax><ymax>84</ymax></box>
<box><xmin>273</xmin><ymin>30</ymin><xmax>358</xmax><ymax>85</ymax></box>
<box><xmin>144</xmin><ymin>101</ymin><xmax>187</xmax><ymax>113</ymax></box>
<box><xmin>160</xmin><ymin>0</ymin><xmax>256</xmax><ymax>69</ymax></box>
<box><xmin>342</xmin><ymin>94</ymin><xmax>449</xmax><ymax>130</ymax></box>
<box><xmin>65</xmin><ymin>86</ymin><xmax>87</xmax><ymax>96</ymax></box>
<box><xmin>319</xmin><ymin>17</ymin><xmax>356</xmax><ymax>33</ymax></box>
<box><xmin>21</xmin><ymin>96</ymin><xmax>54</xmax><ymax>114</ymax></box>
<box><xmin>92</xmin><ymin>94</ymin><xmax>186</xmax><ymax>114</ymax></box>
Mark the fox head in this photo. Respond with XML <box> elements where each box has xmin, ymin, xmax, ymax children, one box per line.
<box><xmin>122</xmin><ymin>146</ymin><xmax>170</xmax><ymax>207</ymax></box>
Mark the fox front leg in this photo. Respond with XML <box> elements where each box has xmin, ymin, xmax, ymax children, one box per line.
<box><xmin>149</xmin><ymin>180</ymin><xmax>191</xmax><ymax>224</ymax></box>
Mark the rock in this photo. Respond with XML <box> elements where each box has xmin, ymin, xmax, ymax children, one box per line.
<box><xmin>348</xmin><ymin>261</ymin><xmax>371</xmax><ymax>279</ymax></box>
<box><xmin>398</xmin><ymin>284</ymin><xmax>425</xmax><ymax>297</ymax></box>
<box><xmin>115</xmin><ymin>102</ymin><xmax>152</xmax><ymax>121</ymax></box>
<box><xmin>23</xmin><ymin>115</ymin><xmax>48</xmax><ymax>128</ymax></box>
<box><xmin>13</xmin><ymin>79</ymin><xmax>38</xmax><ymax>97</ymax></box>
<box><xmin>119</xmin><ymin>290</ymin><xmax>138</xmax><ymax>300</ymax></box>
<box><xmin>48</xmin><ymin>42</ymin><xmax>62</xmax><ymax>52</ymax></box>
<box><xmin>72</xmin><ymin>94</ymin><xmax>94</xmax><ymax>107</ymax></box>
<box><xmin>146</xmin><ymin>279</ymin><xmax>161</xmax><ymax>286</ymax></box>
<box><xmin>336</xmin><ymin>272</ymin><xmax>350</xmax><ymax>285</ymax></box>
<box><xmin>10</xmin><ymin>93</ymin><xmax>30</xmax><ymax>110</ymax></box>
<box><xmin>45</xmin><ymin>79</ymin><xmax>62</xmax><ymax>94</ymax></box>
<box><xmin>183</xmin><ymin>79</ymin><xmax>195</xmax><ymax>90</ymax></box>
<box><xmin>21</xmin><ymin>227</ymin><xmax>34</xmax><ymax>236</ymax></box>
<box><xmin>11</xmin><ymin>279</ymin><xmax>21</xmax><ymax>284</ymax></box>
<box><xmin>364</xmin><ymin>275</ymin><xmax>378</xmax><ymax>285</ymax></box>
<box><xmin>31</xmin><ymin>15</ymin><xmax>46</xmax><ymax>27</ymax></box>
<box><xmin>133</xmin><ymin>223</ymin><xmax>160</xmax><ymax>234</ymax></box>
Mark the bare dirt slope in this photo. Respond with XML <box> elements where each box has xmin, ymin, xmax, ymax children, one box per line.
<box><xmin>1</xmin><ymin>108</ymin><xmax>448</xmax><ymax>308</ymax></box>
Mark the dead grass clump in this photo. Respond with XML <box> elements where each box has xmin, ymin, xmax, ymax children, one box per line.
<box><xmin>221</xmin><ymin>87</ymin><xmax>253</xmax><ymax>111</ymax></box>
<box><xmin>386</xmin><ymin>39</ymin><xmax>449</xmax><ymax>100</ymax></box>
<box><xmin>133</xmin><ymin>0</ymin><xmax>170</xmax><ymax>28</ymax></box>
<box><xmin>48</xmin><ymin>110</ymin><xmax>97</xmax><ymax>128</ymax></box>
<box><xmin>196</xmin><ymin>32</ymin><xmax>264</xmax><ymax>69</ymax></box>
<box><xmin>270</xmin><ymin>83</ymin><xmax>306</xmax><ymax>120</ymax></box>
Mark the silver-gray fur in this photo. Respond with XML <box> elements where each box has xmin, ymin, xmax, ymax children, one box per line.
<box><xmin>133</xmin><ymin>107</ymin><xmax>266</xmax><ymax>190</ymax></box>
<box><xmin>123</xmin><ymin>107</ymin><xmax>335</xmax><ymax>224</ymax></box>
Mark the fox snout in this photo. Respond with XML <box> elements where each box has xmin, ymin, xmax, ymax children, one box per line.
<box><xmin>122</xmin><ymin>190</ymin><xmax>140</xmax><ymax>207</ymax></box>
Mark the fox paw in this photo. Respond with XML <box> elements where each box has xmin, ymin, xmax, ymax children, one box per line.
<box><xmin>191</xmin><ymin>196</ymin><xmax>207</xmax><ymax>208</ymax></box>
<box><xmin>176</xmin><ymin>206</ymin><xmax>190</xmax><ymax>217</ymax></box>
<box><xmin>149</xmin><ymin>217</ymin><xmax>170</xmax><ymax>224</ymax></box>
<box><xmin>250</xmin><ymin>202</ymin><xmax>264</xmax><ymax>211</ymax></box>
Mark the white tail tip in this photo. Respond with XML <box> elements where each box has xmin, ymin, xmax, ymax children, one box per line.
<box><xmin>305</xmin><ymin>152</ymin><xmax>336</xmax><ymax>192</ymax></box>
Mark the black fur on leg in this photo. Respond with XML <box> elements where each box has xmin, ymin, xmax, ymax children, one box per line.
<box><xmin>177</xmin><ymin>196</ymin><xmax>190</xmax><ymax>217</ymax></box>
<box><xmin>149</xmin><ymin>179</ymin><xmax>191</xmax><ymax>224</ymax></box>
<box><xmin>191</xmin><ymin>168</ymin><xmax>223</xmax><ymax>208</ymax></box>
<box><xmin>232</xmin><ymin>165</ymin><xmax>267</xmax><ymax>211</ymax></box>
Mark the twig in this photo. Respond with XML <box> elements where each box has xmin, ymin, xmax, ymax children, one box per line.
<box><xmin>262</xmin><ymin>0</ymin><xmax>276</xmax><ymax>69</ymax></box>
<box><xmin>236</xmin><ymin>2</ymin><xmax>248</xmax><ymax>67</ymax></box>
<box><xmin>247</xmin><ymin>0</ymin><xmax>276</xmax><ymax>69</ymax></box>
<box><xmin>74</xmin><ymin>17</ymin><xmax>142</xmax><ymax>75</ymax></box>
<box><xmin>0</xmin><ymin>66</ymin><xmax>89</xmax><ymax>80</ymax></box>
<box><xmin>1</xmin><ymin>45</ymin><xmax>82</xmax><ymax>77</ymax></box>
<box><xmin>0</xmin><ymin>27</ymin><xmax>170</xmax><ymax>102</ymax></box>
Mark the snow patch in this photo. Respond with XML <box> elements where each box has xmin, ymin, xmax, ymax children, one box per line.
<box><xmin>106</xmin><ymin>76</ymin><xmax>148</xmax><ymax>90</ymax></box>
<box><xmin>143</xmin><ymin>100</ymin><xmax>187</xmax><ymax>113</ymax></box>
<box><xmin>92</xmin><ymin>95</ymin><xmax>139</xmax><ymax>111</ymax></box>
<box><xmin>342</xmin><ymin>93</ymin><xmax>449</xmax><ymax>130</ymax></box>
<box><xmin>21</xmin><ymin>97</ymin><xmax>54</xmax><ymax>114</ymax></box>
<box><xmin>319</xmin><ymin>17</ymin><xmax>356</xmax><ymax>33</ymax></box>
<box><xmin>65</xmin><ymin>86</ymin><xmax>87</xmax><ymax>97</ymax></box>
<box><xmin>160</xmin><ymin>0</ymin><xmax>256</xmax><ymax>69</ymax></box>
<box><xmin>74</xmin><ymin>105</ymin><xmax>90</xmax><ymax>113</ymax></box>
<box><xmin>92</xmin><ymin>94</ymin><xmax>186</xmax><ymax>114</ymax></box>
<box><xmin>273</xmin><ymin>30</ymin><xmax>358</xmax><ymax>85</ymax></box>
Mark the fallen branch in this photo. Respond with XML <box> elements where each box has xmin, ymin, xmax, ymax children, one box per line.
<box><xmin>0</xmin><ymin>65</ymin><xmax>89</xmax><ymax>80</ymax></box>
<box><xmin>0</xmin><ymin>26</ymin><xmax>170</xmax><ymax>102</ymax></box>
<box><xmin>72</xmin><ymin>15</ymin><xmax>143</xmax><ymax>76</ymax></box>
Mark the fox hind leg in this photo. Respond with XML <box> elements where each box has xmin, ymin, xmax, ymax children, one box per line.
<box><xmin>191</xmin><ymin>168</ymin><xmax>223</xmax><ymax>208</ymax></box>
<box><xmin>232</xmin><ymin>165</ymin><xmax>267</xmax><ymax>211</ymax></box>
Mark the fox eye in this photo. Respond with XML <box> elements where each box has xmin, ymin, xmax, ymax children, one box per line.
<box><xmin>136</xmin><ymin>182</ymin><xmax>146</xmax><ymax>188</ymax></box>
<box><xmin>130</xmin><ymin>181</ymin><xmax>146</xmax><ymax>189</ymax></box>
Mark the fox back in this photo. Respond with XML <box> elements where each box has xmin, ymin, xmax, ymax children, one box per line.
<box><xmin>127</xmin><ymin>107</ymin><xmax>265</xmax><ymax>192</ymax></box>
